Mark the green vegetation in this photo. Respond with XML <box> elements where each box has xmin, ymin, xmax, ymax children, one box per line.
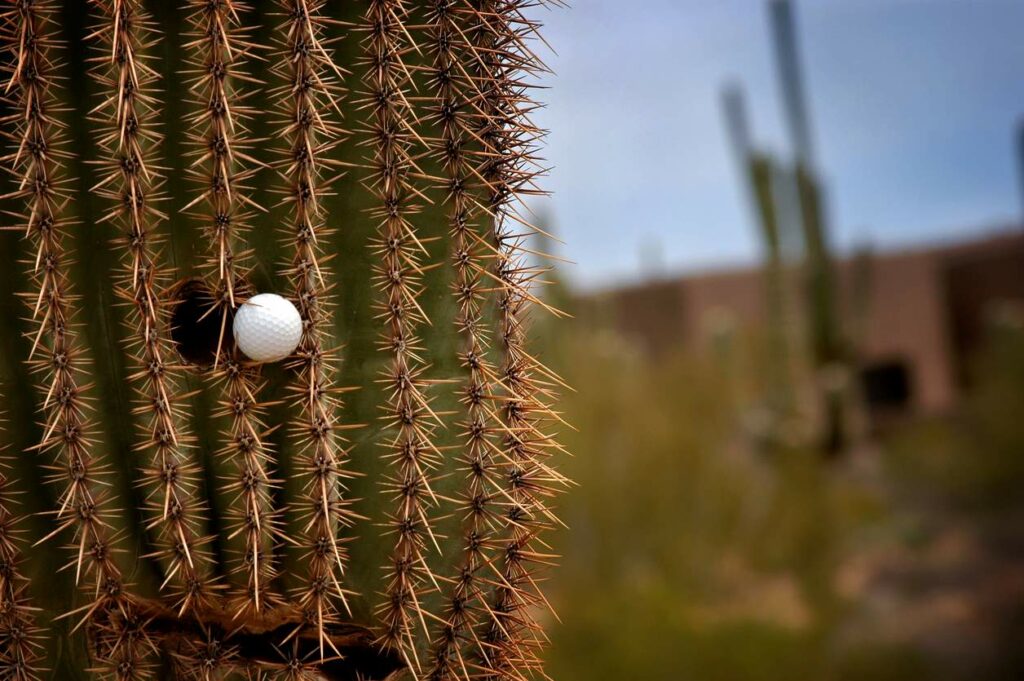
<box><xmin>542</xmin><ymin>306</ymin><xmax>1024</xmax><ymax>680</ymax></box>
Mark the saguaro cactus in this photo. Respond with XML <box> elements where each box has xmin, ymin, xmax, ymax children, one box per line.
<box><xmin>0</xmin><ymin>0</ymin><xmax>565</xmax><ymax>679</ymax></box>
<box><xmin>769</xmin><ymin>0</ymin><xmax>846</xmax><ymax>455</ymax></box>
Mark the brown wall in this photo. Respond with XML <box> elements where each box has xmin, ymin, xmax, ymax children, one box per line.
<box><xmin>847</xmin><ymin>249</ymin><xmax>955</xmax><ymax>413</ymax></box>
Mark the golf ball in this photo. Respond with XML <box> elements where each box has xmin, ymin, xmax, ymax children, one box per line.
<box><xmin>232</xmin><ymin>293</ymin><xmax>303</xmax><ymax>363</ymax></box>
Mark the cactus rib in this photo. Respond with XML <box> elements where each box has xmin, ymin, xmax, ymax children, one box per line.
<box><xmin>471</xmin><ymin>3</ymin><xmax>567</xmax><ymax>678</ymax></box>
<box><xmin>422</xmin><ymin>3</ymin><xmax>508</xmax><ymax>679</ymax></box>
<box><xmin>270</xmin><ymin>0</ymin><xmax>357</xmax><ymax>655</ymax></box>
<box><xmin>183</xmin><ymin>0</ymin><xmax>281</xmax><ymax>619</ymax></box>
<box><xmin>360</xmin><ymin>0</ymin><xmax>442</xmax><ymax>672</ymax></box>
<box><xmin>88</xmin><ymin>0</ymin><xmax>216</xmax><ymax>616</ymax></box>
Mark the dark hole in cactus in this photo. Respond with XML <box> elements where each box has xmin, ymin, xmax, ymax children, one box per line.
<box><xmin>169</xmin><ymin>277</ymin><xmax>232</xmax><ymax>367</ymax></box>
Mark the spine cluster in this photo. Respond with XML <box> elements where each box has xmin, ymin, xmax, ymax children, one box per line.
<box><xmin>360</xmin><ymin>0</ymin><xmax>442</xmax><ymax>671</ymax></box>
<box><xmin>183</xmin><ymin>0</ymin><xmax>279</xmax><ymax>618</ymax></box>
<box><xmin>271</xmin><ymin>0</ymin><xmax>355</xmax><ymax>652</ymax></box>
<box><xmin>0</xmin><ymin>418</ymin><xmax>41</xmax><ymax>680</ymax></box>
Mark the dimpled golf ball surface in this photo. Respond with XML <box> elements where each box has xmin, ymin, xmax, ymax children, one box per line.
<box><xmin>233</xmin><ymin>293</ymin><xmax>303</xmax><ymax>363</ymax></box>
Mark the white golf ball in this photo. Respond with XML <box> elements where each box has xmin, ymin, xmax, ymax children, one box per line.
<box><xmin>232</xmin><ymin>293</ymin><xmax>303</xmax><ymax>363</ymax></box>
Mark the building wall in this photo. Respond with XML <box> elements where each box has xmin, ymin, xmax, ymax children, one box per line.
<box><xmin>592</xmin><ymin>230</ymin><xmax>1024</xmax><ymax>417</ymax></box>
<box><xmin>850</xmin><ymin>249</ymin><xmax>955</xmax><ymax>414</ymax></box>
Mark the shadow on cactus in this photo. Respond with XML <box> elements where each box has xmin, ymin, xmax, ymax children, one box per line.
<box><xmin>0</xmin><ymin>0</ymin><xmax>567</xmax><ymax>679</ymax></box>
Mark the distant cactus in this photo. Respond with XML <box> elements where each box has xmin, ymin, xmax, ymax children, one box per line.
<box><xmin>0</xmin><ymin>1</ymin><xmax>566</xmax><ymax>679</ymax></box>
<box><xmin>769</xmin><ymin>0</ymin><xmax>847</xmax><ymax>455</ymax></box>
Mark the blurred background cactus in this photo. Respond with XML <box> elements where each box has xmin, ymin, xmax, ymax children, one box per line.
<box><xmin>0</xmin><ymin>0</ymin><xmax>566</xmax><ymax>679</ymax></box>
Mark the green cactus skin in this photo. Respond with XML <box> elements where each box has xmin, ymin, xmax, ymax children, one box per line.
<box><xmin>0</xmin><ymin>0</ymin><xmax>566</xmax><ymax>678</ymax></box>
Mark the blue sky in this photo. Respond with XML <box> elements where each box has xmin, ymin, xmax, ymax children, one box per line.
<box><xmin>532</xmin><ymin>0</ymin><xmax>1024</xmax><ymax>288</ymax></box>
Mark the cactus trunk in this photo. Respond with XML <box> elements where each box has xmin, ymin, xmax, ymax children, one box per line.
<box><xmin>0</xmin><ymin>0</ymin><xmax>565</xmax><ymax>679</ymax></box>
